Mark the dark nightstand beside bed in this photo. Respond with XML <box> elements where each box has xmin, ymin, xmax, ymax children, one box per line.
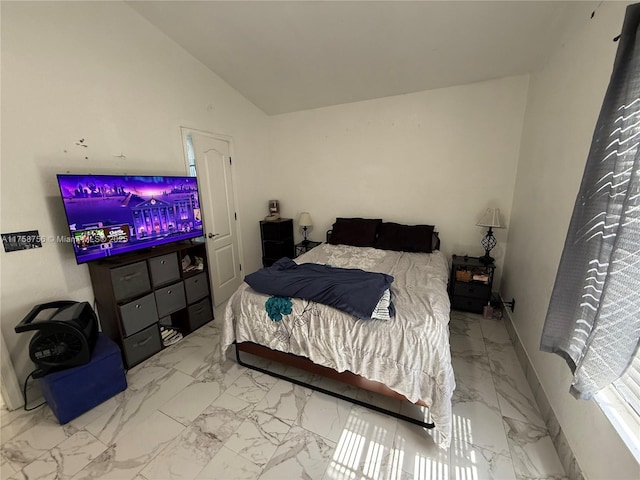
<box><xmin>295</xmin><ymin>240</ymin><xmax>322</xmax><ymax>257</ymax></box>
<box><xmin>449</xmin><ymin>255</ymin><xmax>495</xmax><ymax>313</ymax></box>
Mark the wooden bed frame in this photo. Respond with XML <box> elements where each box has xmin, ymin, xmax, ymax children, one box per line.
<box><xmin>235</xmin><ymin>341</ymin><xmax>434</xmax><ymax>429</ymax></box>
<box><xmin>232</xmin><ymin>227</ymin><xmax>442</xmax><ymax>430</ymax></box>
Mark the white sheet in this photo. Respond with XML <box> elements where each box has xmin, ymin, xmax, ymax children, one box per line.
<box><xmin>221</xmin><ymin>243</ymin><xmax>455</xmax><ymax>447</ymax></box>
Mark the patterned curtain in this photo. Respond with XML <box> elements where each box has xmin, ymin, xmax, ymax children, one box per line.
<box><xmin>541</xmin><ymin>3</ymin><xmax>640</xmax><ymax>400</ymax></box>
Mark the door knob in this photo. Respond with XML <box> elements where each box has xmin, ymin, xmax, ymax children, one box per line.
<box><xmin>207</xmin><ymin>233</ymin><xmax>220</xmax><ymax>239</ymax></box>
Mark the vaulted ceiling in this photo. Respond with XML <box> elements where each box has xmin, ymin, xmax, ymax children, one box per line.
<box><xmin>128</xmin><ymin>1</ymin><xmax>588</xmax><ymax>115</ymax></box>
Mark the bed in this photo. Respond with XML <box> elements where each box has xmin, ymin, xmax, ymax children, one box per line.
<box><xmin>221</xmin><ymin>218</ymin><xmax>455</xmax><ymax>447</ymax></box>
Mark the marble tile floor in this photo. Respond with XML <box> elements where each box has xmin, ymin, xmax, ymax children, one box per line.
<box><xmin>1</xmin><ymin>307</ymin><xmax>568</xmax><ymax>480</ymax></box>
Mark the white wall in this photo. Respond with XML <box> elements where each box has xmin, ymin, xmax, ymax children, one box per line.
<box><xmin>5</xmin><ymin>5</ymin><xmax>636</xmax><ymax>476</ymax></box>
<box><xmin>269</xmin><ymin>75</ymin><xmax>529</xmax><ymax>287</ymax></box>
<box><xmin>0</xmin><ymin>1</ymin><xmax>270</xmax><ymax>387</ymax></box>
<box><xmin>502</xmin><ymin>2</ymin><xmax>639</xmax><ymax>478</ymax></box>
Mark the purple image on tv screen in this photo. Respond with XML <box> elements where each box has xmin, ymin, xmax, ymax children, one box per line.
<box><xmin>56</xmin><ymin>174</ymin><xmax>204</xmax><ymax>263</ymax></box>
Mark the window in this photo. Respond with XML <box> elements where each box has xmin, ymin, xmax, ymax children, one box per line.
<box><xmin>615</xmin><ymin>352</ymin><xmax>640</xmax><ymax>418</ymax></box>
<box><xmin>596</xmin><ymin>354</ymin><xmax>640</xmax><ymax>462</ymax></box>
<box><xmin>185</xmin><ymin>134</ymin><xmax>197</xmax><ymax>177</ymax></box>
<box><xmin>540</xmin><ymin>3</ymin><xmax>640</xmax><ymax>462</ymax></box>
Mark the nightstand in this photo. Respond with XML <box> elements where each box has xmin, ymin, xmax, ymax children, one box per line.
<box><xmin>449</xmin><ymin>255</ymin><xmax>495</xmax><ymax>313</ymax></box>
<box><xmin>295</xmin><ymin>240</ymin><xmax>322</xmax><ymax>257</ymax></box>
<box><xmin>260</xmin><ymin>219</ymin><xmax>295</xmax><ymax>267</ymax></box>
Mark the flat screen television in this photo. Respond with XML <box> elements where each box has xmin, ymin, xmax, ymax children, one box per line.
<box><xmin>56</xmin><ymin>174</ymin><xmax>204</xmax><ymax>264</ymax></box>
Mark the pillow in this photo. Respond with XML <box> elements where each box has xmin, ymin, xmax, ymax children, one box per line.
<box><xmin>373</xmin><ymin>222</ymin><xmax>435</xmax><ymax>253</ymax></box>
<box><xmin>432</xmin><ymin>231</ymin><xmax>441</xmax><ymax>251</ymax></box>
<box><xmin>329</xmin><ymin>217</ymin><xmax>382</xmax><ymax>247</ymax></box>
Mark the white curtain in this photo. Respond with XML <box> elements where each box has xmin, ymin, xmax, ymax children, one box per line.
<box><xmin>541</xmin><ymin>3</ymin><xmax>640</xmax><ymax>400</ymax></box>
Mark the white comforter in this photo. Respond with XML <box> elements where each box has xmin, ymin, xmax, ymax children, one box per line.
<box><xmin>221</xmin><ymin>243</ymin><xmax>455</xmax><ymax>446</ymax></box>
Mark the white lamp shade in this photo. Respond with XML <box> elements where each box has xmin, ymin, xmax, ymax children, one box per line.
<box><xmin>476</xmin><ymin>208</ymin><xmax>503</xmax><ymax>228</ymax></box>
<box><xmin>298</xmin><ymin>212</ymin><xmax>313</xmax><ymax>227</ymax></box>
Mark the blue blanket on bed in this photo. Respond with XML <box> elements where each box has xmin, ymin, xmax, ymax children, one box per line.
<box><xmin>244</xmin><ymin>257</ymin><xmax>394</xmax><ymax>319</ymax></box>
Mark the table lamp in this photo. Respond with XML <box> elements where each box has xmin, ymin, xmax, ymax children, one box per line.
<box><xmin>298</xmin><ymin>212</ymin><xmax>313</xmax><ymax>244</ymax></box>
<box><xmin>476</xmin><ymin>208</ymin><xmax>503</xmax><ymax>264</ymax></box>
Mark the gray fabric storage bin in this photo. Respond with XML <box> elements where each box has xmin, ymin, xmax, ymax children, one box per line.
<box><xmin>119</xmin><ymin>293</ymin><xmax>159</xmax><ymax>336</ymax></box>
<box><xmin>111</xmin><ymin>261</ymin><xmax>150</xmax><ymax>301</ymax></box>
<box><xmin>188</xmin><ymin>297</ymin><xmax>213</xmax><ymax>331</ymax></box>
<box><xmin>148</xmin><ymin>253</ymin><xmax>180</xmax><ymax>287</ymax></box>
<box><xmin>123</xmin><ymin>324</ymin><xmax>162</xmax><ymax>367</ymax></box>
<box><xmin>155</xmin><ymin>281</ymin><xmax>186</xmax><ymax>318</ymax></box>
<box><xmin>185</xmin><ymin>272</ymin><xmax>209</xmax><ymax>304</ymax></box>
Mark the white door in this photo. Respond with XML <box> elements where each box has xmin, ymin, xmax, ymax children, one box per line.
<box><xmin>187</xmin><ymin>132</ymin><xmax>242</xmax><ymax>306</ymax></box>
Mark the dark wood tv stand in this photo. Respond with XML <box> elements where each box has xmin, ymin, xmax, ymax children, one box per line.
<box><xmin>88</xmin><ymin>239</ymin><xmax>213</xmax><ymax>369</ymax></box>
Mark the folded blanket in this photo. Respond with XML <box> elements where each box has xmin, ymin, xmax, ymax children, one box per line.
<box><xmin>244</xmin><ymin>257</ymin><xmax>394</xmax><ymax>320</ymax></box>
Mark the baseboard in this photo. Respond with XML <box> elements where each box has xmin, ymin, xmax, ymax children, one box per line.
<box><xmin>500</xmin><ymin>301</ymin><xmax>586</xmax><ymax>480</ymax></box>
